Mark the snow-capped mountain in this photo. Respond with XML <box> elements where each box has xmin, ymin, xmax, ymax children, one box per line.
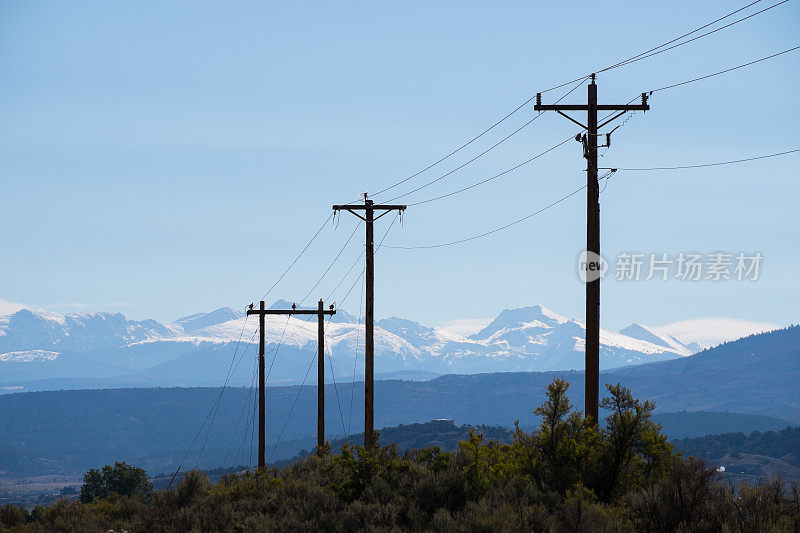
<box><xmin>0</xmin><ymin>309</ymin><xmax>172</xmax><ymax>353</ymax></box>
<box><xmin>618</xmin><ymin>323</ymin><xmax>699</xmax><ymax>355</ymax></box>
<box><xmin>175</xmin><ymin>307</ymin><xmax>243</xmax><ymax>333</ymax></box>
<box><xmin>0</xmin><ymin>303</ymin><xmax>701</xmax><ymax>391</ymax></box>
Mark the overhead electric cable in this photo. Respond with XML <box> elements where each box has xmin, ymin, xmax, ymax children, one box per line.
<box><xmin>269</xmin><ymin>315</ymin><xmax>335</xmax><ymax>462</ymax></box>
<box><xmin>226</xmin><ymin>351</ymin><xmax>259</xmax><ymax>465</ymax></box>
<box><xmin>600</xmin><ymin>0</ymin><xmax>791</xmax><ymax>73</ymax></box>
<box><xmin>610</xmin><ymin>148</ymin><xmax>800</xmax><ymax>171</ymax></box>
<box><xmin>169</xmin><ymin>311</ymin><xmax>252</xmax><ymax>486</ymax></box>
<box><xmin>367</xmin><ymin>0</ymin><xmax>778</xmax><ymax>198</ymax></box>
<box><xmin>404</xmin><ymin>136</ymin><xmax>574</xmax><ymax>207</ymax></box>
<box><xmin>648</xmin><ymin>44</ymin><xmax>800</xmax><ymax>92</ymax></box>
<box><xmin>383</xmin><ymin>172</ymin><xmax>614</xmax><ymax>250</ymax></box>
<box><xmin>195</xmin><ymin>322</ymin><xmax>260</xmax><ymax>469</ymax></box>
<box><xmin>258</xmin><ymin>212</ymin><xmax>334</xmax><ymax>302</ymax></box>
<box><xmin>383</xmin><ymin>76</ymin><xmax>589</xmax><ymax>203</ymax></box>
<box><xmin>348</xmin><ymin>271</ymin><xmax>365</xmax><ymax>438</ymax></box>
<box><xmin>597</xmin><ymin>0</ymin><xmax>765</xmax><ymax>72</ymax></box>
<box><xmin>298</xmin><ymin>219</ymin><xmax>362</xmax><ymax>306</ymax></box>
<box><xmin>325</xmin><ymin>323</ymin><xmax>349</xmax><ymax>439</ymax></box>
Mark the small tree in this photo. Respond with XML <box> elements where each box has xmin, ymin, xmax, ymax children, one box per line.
<box><xmin>80</xmin><ymin>461</ymin><xmax>153</xmax><ymax>503</ymax></box>
<box><xmin>531</xmin><ymin>378</ymin><xmax>598</xmax><ymax>494</ymax></box>
<box><xmin>594</xmin><ymin>383</ymin><xmax>673</xmax><ymax>500</ymax></box>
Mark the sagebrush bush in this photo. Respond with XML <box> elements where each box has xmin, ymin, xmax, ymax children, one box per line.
<box><xmin>3</xmin><ymin>379</ymin><xmax>797</xmax><ymax>532</ymax></box>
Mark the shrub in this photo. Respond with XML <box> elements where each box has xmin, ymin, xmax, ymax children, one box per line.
<box><xmin>9</xmin><ymin>378</ymin><xmax>798</xmax><ymax>531</ymax></box>
<box><xmin>0</xmin><ymin>503</ymin><xmax>27</xmax><ymax>527</ymax></box>
<box><xmin>79</xmin><ymin>461</ymin><xmax>153</xmax><ymax>503</ymax></box>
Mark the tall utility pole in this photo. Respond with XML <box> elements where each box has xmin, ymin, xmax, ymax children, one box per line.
<box><xmin>534</xmin><ymin>75</ymin><xmax>649</xmax><ymax>425</ymax></box>
<box><xmin>332</xmin><ymin>196</ymin><xmax>405</xmax><ymax>449</ymax></box>
<box><xmin>247</xmin><ymin>300</ymin><xmax>336</xmax><ymax>467</ymax></box>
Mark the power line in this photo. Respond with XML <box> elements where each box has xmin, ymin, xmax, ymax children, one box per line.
<box><xmin>258</xmin><ymin>212</ymin><xmax>334</xmax><ymax>303</ymax></box>
<box><xmin>195</xmin><ymin>322</ymin><xmax>260</xmax><ymax>469</ymax></box>
<box><xmin>325</xmin><ymin>249</ymin><xmax>365</xmax><ymax>302</ymax></box>
<box><xmin>609</xmin><ymin>148</ymin><xmax>800</xmax><ymax>171</ymax></box>
<box><xmin>649</xmin><ymin>44</ymin><xmax>800</xmax><ymax>93</ymax></box>
<box><xmin>336</xmin><ymin>212</ymin><xmax>399</xmax><ymax>304</ymax></box>
<box><xmin>367</xmin><ymin>1</ymin><xmax>777</xmax><ymax>200</ymax></box>
<box><xmin>369</xmin><ymin>80</ymin><xmax>583</xmax><ymax>200</ymax></box>
<box><xmin>217</xmin><ymin>1</ymin><xmax>792</xmax><ymax>461</ymax></box>
<box><xmin>406</xmin><ymin>136</ymin><xmax>574</xmax><ymax>207</ymax></box>
<box><xmin>598</xmin><ymin>0</ymin><xmax>766</xmax><ymax>72</ymax></box>
<box><xmin>248</xmin><ymin>0</ymin><xmax>784</xmax><ymax>311</ymax></box>
<box><xmin>601</xmin><ymin>0</ymin><xmax>791</xmax><ymax>73</ymax></box>
<box><xmin>385</xmin><ymin>146</ymin><xmax>800</xmax><ymax>251</ymax></box>
<box><xmin>269</xmin><ymin>315</ymin><xmax>334</xmax><ymax>462</ymax></box>
<box><xmin>383</xmin><ymin>76</ymin><xmax>590</xmax><ymax>203</ymax></box>
<box><xmin>298</xmin><ymin>219</ymin><xmax>362</xmax><ymax>306</ymax></box>
<box><xmin>265</xmin><ymin>315</ymin><xmax>293</xmax><ymax>384</ymax></box>
<box><xmin>225</xmin><ymin>350</ymin><xmax>259</xmax><ymax>466</ymax></box>
<box><xmin>348</xmin><ymin>271</ymin><xmax>365</xmax><ymax>437</ymax></box>
<box><xmin>267</xmin><ymin>213</ymin><xmax>400</xmax><ymax>458</ymax></box>
<box><xmin>383</xmin><ymin>172</ymin><xmax>614</xmax><ymax>250</ymax></box>
<box><xmin>325</xmin><ymin>321</ymin><xmax>349</xmax><ymax>439</ymax></box>
<box><xmin>182</xmin><ymin>216</ymin><xmax>336</xmax><ymax>474</ymax></box>
<box><xmin>246</xmin><ymin>1</ymin><xmax>785</xmax><ymax>313</ymax></box>
<box><xmin>168</xmin><ymin>311</ymin><xmax>253</xmax><ymax>486</ymax></box>
<box><xmin>195</xmin><ymin>307</ymin><xmax>303</xmax><ymax>470</ymax></box>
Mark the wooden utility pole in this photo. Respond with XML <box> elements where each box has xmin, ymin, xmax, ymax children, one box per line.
<box><xmin>247</xmin><ymin>300</ymin><xmax>336</xmax><ymax>465</ymax></box>
<box><xmin>332</xmin><ymin>196</ymin><xmax>405</xmax><ymax>448</ymax></box>
<box><xmin>534</xmin><ymin>75</ymin><xmax>649</xmax><ymax>425</ymax></box>
<box><xmin>258</xmin><ymin>300</ymin><xmax>265</xmax><ymax>468</ymax></box>
<box><xmin>317</xmin><ymin>299</ymin><xmax>326</xmax><ymax>451</ymax></box>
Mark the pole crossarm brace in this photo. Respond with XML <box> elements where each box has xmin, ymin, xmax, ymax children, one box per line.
<box><xmin>556</xmin><ymin>110</ymin><xmax>588</xmax><ymax>130</ymax></box>
<box><xmin>535</xmin><ymin>87</ymin><xmax>650</xmax><ymax>133</ymax></box>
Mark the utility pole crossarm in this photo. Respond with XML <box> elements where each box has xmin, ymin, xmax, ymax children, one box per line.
<box><xmin>247</xmin><ymin>309</ymin><xmax>336</xmax><ymax>316</ymax></box>
<box><xmin>534</xmin><ymin>104</ymin><xmax>649</xmax><ymax>111</ymax></box>
<box><xmin>332</xmin><ymin>204</ymin><xmax>407</xmax><ymax>211</ymax></box>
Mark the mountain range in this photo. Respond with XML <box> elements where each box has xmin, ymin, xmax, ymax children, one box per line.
<box><xmin>1</xmin><ymin>301</ymin><xmax>705</xmax><ymax>391</ymax></box>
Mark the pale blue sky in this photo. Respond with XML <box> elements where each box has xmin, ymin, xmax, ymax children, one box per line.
<box><xmin>1</xmin><ymin>1</ymin><xmax>798</xmax><ymax>330</ymax></box>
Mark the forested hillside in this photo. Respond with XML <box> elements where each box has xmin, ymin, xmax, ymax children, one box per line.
<box><xmin>2</xmin><ymin>380</ymin><xmax>798</xmax><ymax>531</ymax></box>
<box><xmin>673</xmin><ymin>426</ymin><xmax>800</xmax><ymax>484</ymax></box>
<box><xmin>1</xmin><ymin>326</ymin><xmax>796</xmax><ymax>478</ymax></box>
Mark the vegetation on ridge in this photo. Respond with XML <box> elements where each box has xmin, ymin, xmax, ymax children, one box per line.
<box><xmin>1</xmin><ymin>379</ymin><xmax>798</xmax><ymax>532</ymax></box>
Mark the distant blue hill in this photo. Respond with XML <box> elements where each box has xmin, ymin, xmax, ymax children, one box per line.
<box><xmin>0</xmin><ymin>326</ymin><xmax>797</xmax><ymax>477</ymax></box>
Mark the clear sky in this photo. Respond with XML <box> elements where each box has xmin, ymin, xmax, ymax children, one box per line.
<box><xmin>1</xmin><ymin>1</ymin><xmax>798</xmax><ymax>330</ymax></box>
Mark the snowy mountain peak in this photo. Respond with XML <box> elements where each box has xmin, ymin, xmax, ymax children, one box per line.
<box><xmin>269</xmin><ymin>299</ymin><xmax>304</xmax><ymax>310</ymax></box>
<box><xmin>470</xmin><ymin>304</ymin><xmax>568</xmax><ymax>340</ymax></box>
<box><xmin>618</xmin><ymin>323</ymin><xmax>693</xmax><ymax>356</ymax></box>
<box><xmin>619</xmin><ymin>323</ymin><xmax>671</xmax><ymax>348</ymax></box>
<box><xmin>0</xmin><ymin>308</ymin><xmax>171</xmax><ymax>353</ymax></box>
<box><xmin>175</xmin><ymin>307</ymin><xmax>243</xmax><ymax>332</ymax></box>
<box><xmin>377</xmin><ymin>317</ymin><xmax>433</xmax><ymax>334</ymax></box>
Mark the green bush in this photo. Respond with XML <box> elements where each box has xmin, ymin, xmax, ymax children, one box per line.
<box><xmin>79</xmin><ymin>461</ymin><xmax>153</xmax><ymax>503</ymax></box>
<box><xmin>0</xmin><ymin>503</ymin><xmax>28</xmax><ymax>527</ymax></box>
<box><xmin>9</xmin><ymin>379</ymin><xmax>798</xmax><ymax>532</ymax></box>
